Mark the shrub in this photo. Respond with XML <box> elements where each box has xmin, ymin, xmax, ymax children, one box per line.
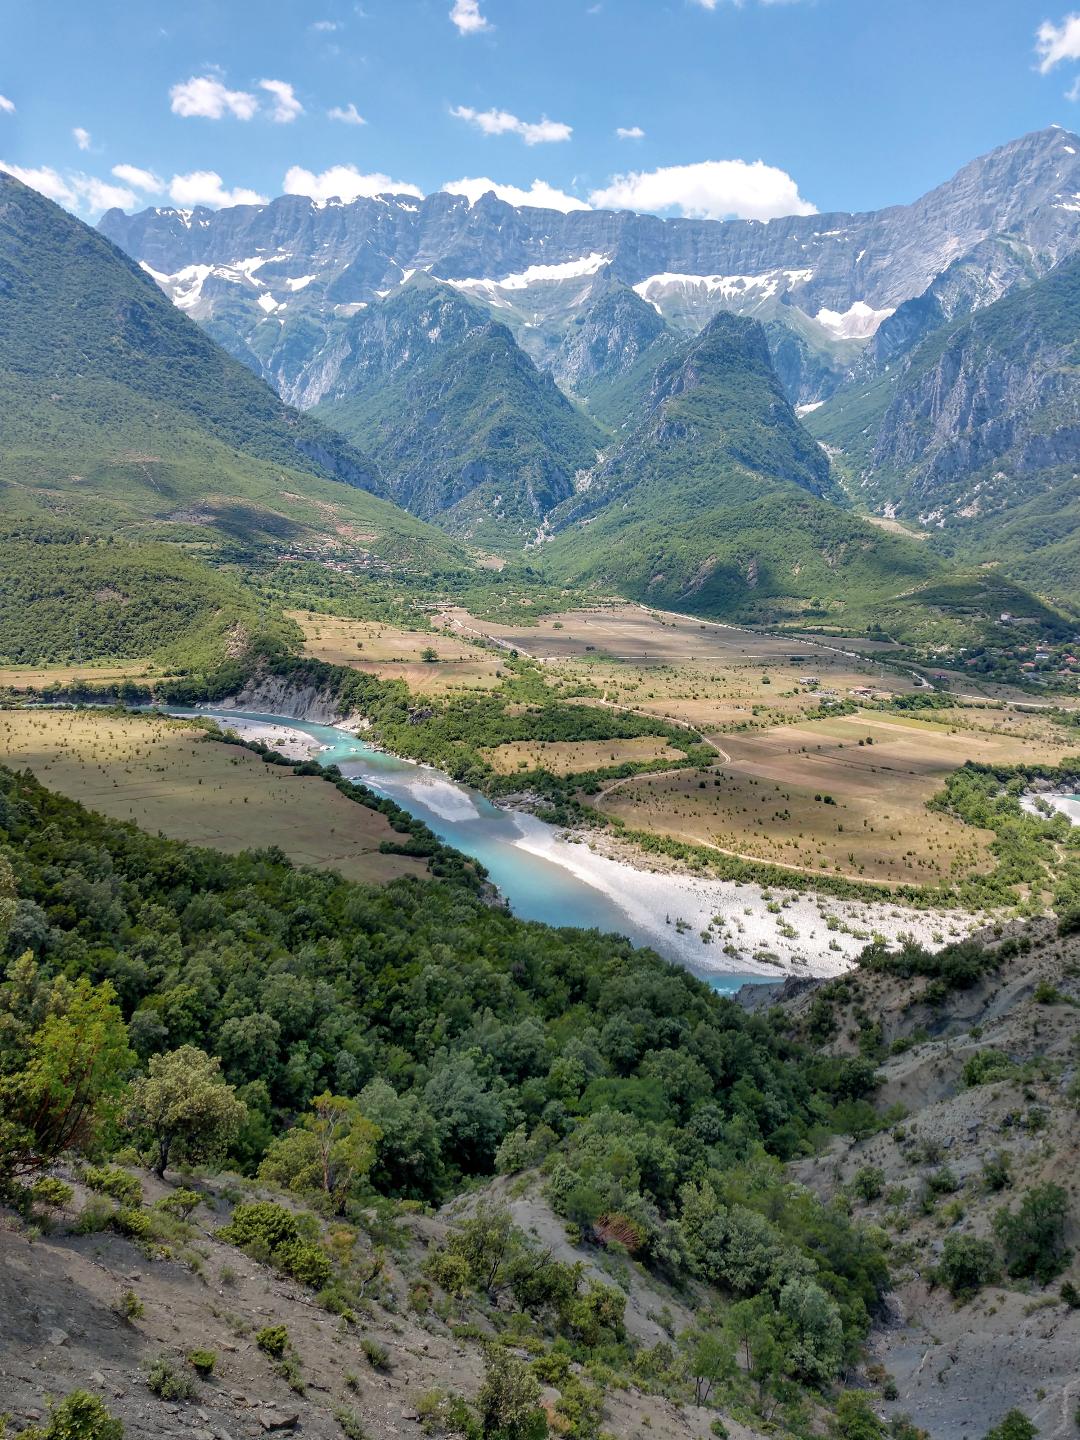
<box><xmin>30</xmin><ymin>1177</ymin><xmax>74</xmax><ymax>1210</ymax></box>
<box><xmin>994</xmin><ymin>1185</ymin><xmax>1071</xmax><ymax>1284</ymax></box>
<box><xmin>155</xmin><ymin>1189</ymin><xmax>201</xmax><ymax>1219</ymax></box>
<box><xmin>19</xmin><ymin>1390</ymin><xmax>123</xmax><ymax>1440</ymax></box>
<box><xmin>187</xmin><ymin>1350</ymin><xmax>216</xmax><ymax>1376</ymax></box>
<box><xmin>478</xmin><ymin>1348</ymin><xmax>546</xmax><ymax>1440</ymax></box>
<box><xmin>926</xmin><ymin>1166</ymin><xmax>960</xmax><ymax>1195</ymax></box>
<box><xmin>110</xmin><ymin>1207</ymin><xmax>152</xmax><ymax>1241</ymax></box>
<box><xmin>850</xmin><ymin>1166</ymin><xmax>886</xmax><ymax>1203</ymax></box>
<box><xmin>335</xmin><ymin>1406</ymin><xmax>371</xmax><ymax>1440</ymax></box>
<box><xmin>1060</xmin><ymin>1279</ymin><xmax>1080</xmax><ymax>1309</ymax></box>
<box><xmin>277</xmin><ymin>1239</ymin><xmax>332</xmax><ymax>1290</ymax></box>
<box><xmin>935</xmin><ymin>1235</ymin><xmax>1000</xmax><ymax>1300</ymax></box>
<box><xmin>361</xmin><ymin>1338</ymin><xmax>390</xmax><ymax>1371</ymax></box>
<box><xmin>83</xmin><ymin>1166</ymin><xmax>142</xmax><ymax>1207</ymax></box>
<box><xmin>147</xmin><ymin>1356</ymin><xmax>195</xmax><ymax>1401</ymax></box>
<box><xmin>962</xmin><ymin>1052</ymin><xmax>1018</xmax><ymax>1087</ymax></box>
<box><xmin>256</xmin><ymin>1326</ymin><xmax>290</xmax><ymax>1359</ymax></box>
<box><xmin>116</xmin><ymin>1288</ymin><xmax>144</xmax><ymax>1321</ymax></box>
<box><xmin>982</xmin><ymin>1153</ymin><xmax>1012</xmax><ymax>1192</ymax></box>
<box><xmin>218</xmin><ymin>1202</ymin><xmax>299</xmax><ymax>1253</ymax></box>
<box><xmin>983</xmin><ymin>1411</ymin><xmax>1037</xmax><ymax>1440</ymax></box>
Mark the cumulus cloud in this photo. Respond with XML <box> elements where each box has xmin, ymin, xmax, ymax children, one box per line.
<box><xmin>73</xmin><ymin>127</ymin><xmax>92</xmax><ymax>151</ymax></box>
<box><xmin>616</xmin><ymin>125</ymin><xmax>645</xmax><ymax>140</ymax></box>
<box><xmin>442</xmin><ymin>176</ymin><xmax>590</xmax><ymax>211</ymax></box>
<box><xmin>589</xmin><ymin>158</ymin><xmax>815</xmax><ymax>221</ymax></box>
<box><xmin>1</xmin><ymin>162</ymin><xmax>77</xmax><ymax>207</ymax></box>
<box><xmin>0</xmin><ymin>162</ymin><xmax>136</xmax><ymax>212</ymax></box>
<box><xmin>259</xmin><ymin>79</ymin><xmax>304</xmax><ymax>123</ymax></box>
<box><xmin>169</xmin><ymin>74</ymin><xmax>259</xmax><ymax>121</ymax></box>
<box><xmin>328</xmin><ymin>102</ymin><xmax>366</xmax><ymax>125</ymax></box>
<box><xmin>0</xmin><ymin>95</ymin><xmax>15</xmax><ymax>114</ymax></box>
<box><xmin>450</xmin><ymin>105</ymin><xmax>572</xmax><ymax>145</ymax></box>
<box><xmin>1036</xmin><ymin>13</ymin><xmax>1080</xmax><ymax>71</ymax></box>
<box><xmin>168</xmin><ymin>170</ymin><xmax>268</xmax><ymax>207</ymax></box>
<box><xmin>450</xmin><ymin>0</ymin><xmax>491</xmax><ymax>34</ymax></box>
<box><xmin>112</xmin><ymin>163</ymin><xmax>163</xmax><ymax>192</ymax></box>
<box><xmin>283</xmin><ymin>163</ymin><xmax>423</xmax><ymax>202</ymax></box>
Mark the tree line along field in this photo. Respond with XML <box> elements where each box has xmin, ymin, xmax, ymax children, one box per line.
<box><xmin>0</xmin><ymin>709</ymin><xmax>428</xmax><ymax>886</ymax></box>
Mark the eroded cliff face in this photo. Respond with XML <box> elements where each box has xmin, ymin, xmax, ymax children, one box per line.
<box><xmin>823</xmin><ymin>251</ymin><xmax>1080</xmax><ymax>529</ymax></box>
<box><xmin>218</xmin><ymin>675</ymin><xmax>359</xmax><ymax>725</ymax></box>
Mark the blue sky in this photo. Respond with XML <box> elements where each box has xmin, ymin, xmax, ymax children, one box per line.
<box><xmin>6</xmin><ymin>0</ymin><xmax>1080</xmax><ymax>221</ymax></box>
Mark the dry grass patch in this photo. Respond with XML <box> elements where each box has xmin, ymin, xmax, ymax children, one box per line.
<box><xmin>289</xmin><ymin>610</ymin><xmax>503</xmax><ymax>694</ymax></box>
<box><xmin>483</xmin><ymin>736</ymin><xmax>684</xmax><ymax>777</ymax></box>
<box><xmin>0</xmin><ymin>708</ymin><xmax>427</xmax><ymax>885</ymax></box>
<box><xmin>596</xmin><ymin>709</ymin><xmax>1079</xmax><ymax>886</ymax></box>
<box><xmin>0</xmin><ymin>660</ymin><xmax>173</xmax><ymax>690</ymax></box>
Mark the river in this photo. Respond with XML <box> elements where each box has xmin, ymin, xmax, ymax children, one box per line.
<box><xmin>179</xmin><ymin>709</ymin><xmax>973</xmax><ymax>995</ymax></box>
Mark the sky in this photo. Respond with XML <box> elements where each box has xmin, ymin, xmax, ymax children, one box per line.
<box><xmin>6</xmin><ymin>0</ymin><xmax>1080</xmax><ymax>223</ymax></box>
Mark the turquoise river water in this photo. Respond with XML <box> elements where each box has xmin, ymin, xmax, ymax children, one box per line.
<box><xmin>184</xmin><ymin>709</ymin><xmax>764</xmax><ymax>997</ymax></box>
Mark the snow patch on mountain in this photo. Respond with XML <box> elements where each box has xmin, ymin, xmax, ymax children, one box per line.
<box><xmin>632</xmin><ymin>268</ymin><xmax>813</xmax><ymax>312</ymax></box>
<box><xmin>448</xmin><ymin>253</ymin><xmax>612</xmax><ymax>301</ymax></box>
<box><xmin>814</xmin><ymin>300</ymin><xmax>895</xmax><ymax>340</ymax></box>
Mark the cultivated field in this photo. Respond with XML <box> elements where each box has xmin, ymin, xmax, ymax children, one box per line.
<box><xmin>597</xmin><ymin>709</ymin><xmax>1078</xmax><ymax>886</ymax></box>
<box><xmin>0</xmin><ymin>709</ymin><xmax>427</xmax><ymax>885</ymax></box>
<box><xmin>288</xmin><ymin>610</ymin><xmax>504</xmax><ymax>695</ymax></box>
<box><xmin>0</xmin><ymin>660</ymin><xmax>170</xmax><ymax>690</ymax></box>
<box><xmin>482</xmin><ymin>736</ymin><xmax>684</xmax><ymax>776</ymax></box>
<box><xmin>435</xmin><ymin>604</ymin><xmax>1080</xmax><ymax>885</ymax></box>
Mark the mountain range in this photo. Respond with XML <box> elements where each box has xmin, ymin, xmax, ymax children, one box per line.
<box><xmin>91</xmin><ymin>126</ymin><xmax>1080</xmax><ymax>621</ymax></box>
<box><xmin>99</xmin><ymin>126</ymin><xmax>1080</xmax><ymax>414</ymax></box>
<box><xmin>2</xmin><ymin>125</ymin><xmax>1079</xmax><ymax>665</ymax></box>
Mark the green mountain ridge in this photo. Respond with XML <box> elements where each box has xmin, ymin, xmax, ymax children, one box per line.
<box><xmin>0</xmin><ymin>172</ymin><xmax>475</xmax><ymax>582</ymax></box>
<box><xmin>809</xmin><ymin>251</ymin><xmax>1080</xmax><ymax>608</ymax></box>
<box><xmin>314</xmin><ymin>278</ymin><xmax>605</xmax><ymax>549</ymax></box>
<box><xmin>541</xmin><ymin>312</ymin><xmax>943</xmax><ymax>629</ymax></box>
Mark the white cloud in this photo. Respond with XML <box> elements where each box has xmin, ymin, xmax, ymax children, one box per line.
<box><xmin>1</xmin><ymin>162</ymin><xmax>77</xmax><ymax>207</ymax></box>
<box><xmin>73</xmin><ymin>126</ymin><xmax>92</xmax><ymax>151</ymax></box>
<box><xmin>328</xmin><ymin>102</ymin><xmax>367</xmax><ymax>125</ymax></box>
<box><xmin>589</xmin><ymin>158</ymin><xmax>815</xmax><ymax>221</ymax></box>
<box><xmin>283</xmin><ymin>163</ymin><xmax>423</xmax><ymax>202</ymax></box>
<box><xmin>616</xmin><ymin>125</ymin><xmax>645</xmax><ymax>140</ymax></box>
<box><xmin>112</xmin><ymin>163</ymin><xmax>163</xmax><ymax>192</ymax></box>
<box><xmin>259</xmin><ymin>79</ymin><xmax>304</xmax><ymax>124</ymax></box>
<box><xmin>0</xmin><ymin>95</ymin><xmax>15</xmax><ymax>114</ymax></box>
<box><xmin>311</xmin><ymin>18</ymin><xmax>340</xmax><ymax>30</ymax></box>
<box><xmin>168</xmin><ymin>170</ymin><xmax>268</xmax><ymax>207</ymax></box>
<box><xmin>169</xmin><ymin>74</ymin><xmax>259</xmax><ymax>121</ymax></box>
<box><xmin>450</xmin><ymin>105</ymin><xmax>572</xmax><ymax>145</ymax></box>
<box><xmin>450</xmin><ymin>0</ymin><xmax>491</xmax><ymax>34</ymax></box>
<box><xmin>0</xmin><ymin>162</ymin><xmax>137</xmax><ymax>212</ymax></box>
<box><xmin>442</xmin><ymin>176</ymin><xmax>590</xmax><ymax>211</ymax></box>
<box><xmin>79</xmin><ymin>176</ymin><xmax>138</xmax><ymax>210</ymax></box>
<box><xmin>1036</xmin><ymin>13</ymin><xmax>1080</xmax><ymax>71</ymax></box>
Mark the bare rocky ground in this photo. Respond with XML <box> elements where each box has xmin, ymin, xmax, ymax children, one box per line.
<box><xmin>0</xmin><ymin>1168</ymin><xmax>756</xmax><ymax>1440</ymax></box>
<box><xmin>3</xmin><ymin>921</ymin><xmax>1078</xmax><ymax>1440</ymax></box>
<box><xmin>780</xmin><ymin>919</ymin><xmax>1080</xmax><ymax>1440</ymax></box>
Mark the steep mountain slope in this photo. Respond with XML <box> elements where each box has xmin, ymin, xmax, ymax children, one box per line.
<box><xmin>809</xmin><ymin>252</ymin><xmax>1080</xmax><ymax>606</ymax></box>
<box><xmin>542</xmin><ymin>313</ymin><xmax>948</xmax><ymax>625</ymax></box>
<box><xmin>98</xmin><ymin>128</ymin><xmax>1080</xmax><ymax>408</ymax></box>
<box><xmin>0</xmin><ymin>526</ymin><xmax>299</xmax><ymax>667</ymax></box>
<box><xmin>310</xmin><ymin>278</ymin><xmax>604</xmax><ymax>547</ymax></box>
<box><xmin>0</xmin><ymin>171</ymin><xmax>474</xmax><ymax>580</ymax></box>
<box><xmin>551</xmin><ymin>276</ymin><xmax>678</xmax><ymax>430</ymax></box>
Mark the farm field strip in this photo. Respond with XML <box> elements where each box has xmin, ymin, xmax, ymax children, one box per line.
<box><xmin>0</xmin><ymin>709</ymin><xmax>427</xmax><ymax>886</ymax></box>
